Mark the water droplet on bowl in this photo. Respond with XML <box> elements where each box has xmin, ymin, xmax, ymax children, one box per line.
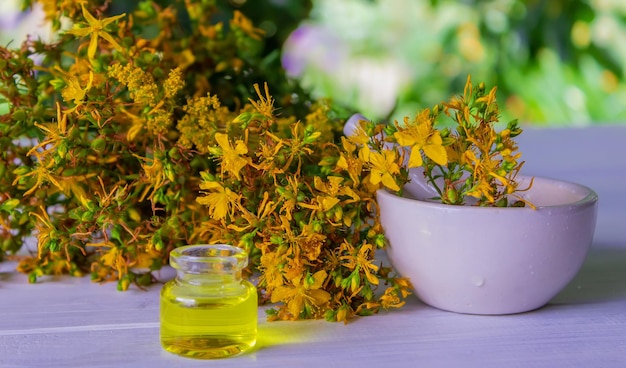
<box><xmin>471</xmin><ymin>276</ymin><xmax>485</xmax><ymax>287</ymax></box>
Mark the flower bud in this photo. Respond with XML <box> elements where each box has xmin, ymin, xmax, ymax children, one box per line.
<box><xmin>57</xmin><ymin>141</ymin><xmax>68</xmax><ymax>159</ymax></box>
<box><xmin>446</xmin><ymin>188</ymin><xmax>458</xmax><ymax>204</ymax></box>
<box><xmin>168</xmin><ymin>147</ymin><xmax>181</xmax><ymax>160</ymax></box>
<box><xmin>91</xmin><ymin>137</ymin><xmax>107</xmax><ymax>152</ymax></box>
<box><xmin>11</xmin><ymin>109</ymin><xmax>26</xmax><ymax>122</ymax></box>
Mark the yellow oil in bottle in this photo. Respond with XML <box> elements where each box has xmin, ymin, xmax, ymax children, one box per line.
<box><xmin>159</xmin><ymin>244</ymin><xmax>258</xmax><ymax>359</ymax></box>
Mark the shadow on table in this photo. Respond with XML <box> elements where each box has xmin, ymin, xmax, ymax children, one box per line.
<box><xmin>246</xmin><ymin>316</ymin><xmax>330</xmax><ymax>356</ymax></box>
<box><xmin>550</xmin><ymin>247</ymin><xmax>626</xmax><ymax>305</ymax></box>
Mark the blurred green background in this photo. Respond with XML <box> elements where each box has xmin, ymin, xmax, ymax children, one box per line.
<box><xmin>2</xmin><ymin>0</ymin><xmax>625</xmax><ymax>126</ymax></box>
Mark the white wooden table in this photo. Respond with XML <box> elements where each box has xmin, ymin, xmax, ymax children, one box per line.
<box><xmin>1</xmin><ymin>126</ymin><xmax>625</xmax><ymax>368</ymax></box>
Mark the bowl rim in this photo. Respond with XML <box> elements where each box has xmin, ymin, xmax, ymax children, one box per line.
<box><xmin>377</xmin><ymin>175</ymin><xmax>598</xmax><ymax>211</ymax></box>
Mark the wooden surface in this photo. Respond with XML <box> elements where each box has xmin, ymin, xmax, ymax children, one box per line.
<box><xmin>1</xmin><ymin>125</ymin><xmax>625</xmax><ymax>368</ymax></box>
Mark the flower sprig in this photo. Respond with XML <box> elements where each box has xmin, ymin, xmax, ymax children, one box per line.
<box><xmin>0</xmin><ymin>0</ymin><xmax>308</xmax><ymax>290</ymax></box>
<box><xmin>386</xmin><ymin>76</ymin><xmax>531</xmax><ymax>207</ymax></box>
<box><xmin>195</xmin><ymin>85</ymin><xmax>413</xmax><ymax>322</ymax></box>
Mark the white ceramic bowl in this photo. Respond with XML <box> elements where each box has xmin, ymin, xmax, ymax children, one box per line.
<box><xmin>377</xmin><ymin>173</ymin><xmax>599</xmax><ymax>314</ymax></box>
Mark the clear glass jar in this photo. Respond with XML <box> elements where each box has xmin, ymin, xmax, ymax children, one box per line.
<box><xmin>160</xmin><ymin>244</ymin><xmax>257</xmax><ymax>359</ymax></box>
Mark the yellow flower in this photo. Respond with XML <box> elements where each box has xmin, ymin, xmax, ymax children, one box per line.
<box><xmin>259</xmin><ymin>248</ymin><xmax>286</xmax><ymax>291</ymax></box>
<box><xmin>366</xmin><ymin>147</ymin><xmax>401</xmax><ymax>191</ymax></box>
<box><xmin>254</xmin><ymin>138</ymin><xmax>284</xmax><ymax>174</ymax></box>
<box><xmin>336</xmin><ymin>136</ymin><xmax>364</xmax><ymax>186</ymax></box>
<box><xmin>13</xmin><ymin>161</ymin><xmax>63</xmax><ymax>197</ymax></box>
<box><xmin>29</xmin><ymin>206</ymin><xmax>56</xmax><ymax>259</ymax></box>
<box><xmin>230</xmin><ymin>10</ymin><xmax>265</xmax><ymax>41</ymax></box>
<box><xmin>393</xmin><ymin>112</ymin><xmax>448</xmax><ymax>167</ymax></box>
<box><xmin>345</xmin><ymin>116</ymin><xmax>373</xmax><ymax>146</ymax></box>
<box><xmin>66</xmin><ymin>5</ymin><xmax>126</xmax><ymax>60</ymax></box>
<box><xmin>100</xmin><ymin>245</ymin><xmax>126</xmax><ymax>277</ymax></box>
<box><xmin>475</xmin><ymin>85</ymin><xmax>498</xmax><ymax>112</ymax></box>
<box><xmin>313</xmin><ymin>176</ymin><xmax>343</xmax><ymax>210</ymax></box>
<box><xmin>341</xmin><ymin>241</ymin><xmax>379</xmax><ymax>288</ymax></box>
<box><xmin>249</xmin><ymin>83</ymin><xmax>275</xmax><ymax>119</ymax></box>
<box><xmin>27</xmin><ymin>103</ymin><xmax>68</xmax><ymax>157</ymax></box>
<box><xmin>163</xmin><ymin>67</ymin><xmax>184</xmax><ymax>99</ymax></box>
<box><xmin>297</xmin><ymin>230</ymin><xmax>326</xmax><ymax>261</ymax></box>
<box><xmin>131</xmin><ymin>247</ymin><xmax>161</xmax><ymax>270</ymax></box>
<box><xmin>211</xmin><ymin>133</ymin><xmax>249</xmax><ymax>180</ymax></box>
<box><xmin>379</xmin><ymin>287</ymin><xmax>406</xmax><ymax>309</ymax></box>
<box><xmin>298</xmin><ymin>176</ymin><xmax>359</xmax><ymax>224</ymax></box>
<box><xmin>271</xmin><ymin>270</ymin><xmax>331</xmax><ymax>319</ymax></box>
<box><xmin>277</xmin><ymin>176</ymin><xmax>299</xmax><ymax>220</ymax></box>
<box><xmin>108</xmin><ymin>63</ymin><xmax>159</xmax><ymax>106</ymax></box>
<box><xmin>61</xmin><ymin>71</ymin><xmax>93</xmax><ymax>111</ymax></box>
<box><xmin>197</xmin><ymin>181</ymin><xmax>240</xmax><ymax>220</ymax></box>
<box><xmin>136</xmin><ymin>155</ymin><xmax>167</xmax><ymax>200</ymax></box>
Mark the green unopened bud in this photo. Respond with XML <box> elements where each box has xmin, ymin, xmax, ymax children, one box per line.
<box><xmin>164</xmin><ymin>165</ymin><xmax>176</xmax><ymax>183</ymax></box>
<box><xmin>312</xmin><ymin>221</ymin><xmax>322</xmax><ymax>233</ymax></box>
<box><xmin>446</xmin><ymin>188</ymin><xmax>458</xmax><ymax>204</ymax></box>
<box><xmin>334</xmin><ymin>275</ymin><xmax>343</xmax><ymax>287</ymax></box>
<box><xmin>432</xmin><ymin>103</ymin><xmax>444</xmax><ymax>116</ymax></box>
<box><xmin>57</xmin><ymin>141</ymin><xmax>68</xmax><ymax>159</ymax></box>
<box><xmin>1</xmin><ymin>238</ymin><xmax>12</xmax><ymax>252</ymax></box>
<box><xmin>90</xmin><ymin>57</ymin><xmax>105</xmax><ymax>72</ymax></box>
<box><xmin>152</xmin><ymin>67</ymin><xmax>164</xmax><ymax>79</ymax></box>
<box><xmin>375</xmin><ymin>234</ymin><xmax>386</xmax><ymax>248</ymax></box>
<box><xmin>138</xmin><ymin>0</ymin><xmax>157</xmax><ymax>16</ymax></box>
<box><xmin>507</xmin><ymin>119</ymin><xmax>522</xmax><ymax>137</ymax></box>
<box><xmin>303</xmin><ymin>131</ymin><xmax>321</xmax><ymax>144</ymax></box>
<box><xmin>200</xmin><ymin>171</ymin><xmax>215</xmax><ymax>182</ymax></box>
<box><xmin>496</xmin><ymin>197</ymin><xmax>508</xmax><ymax>207</ymax></box>
<box><xmin>117</xmin><ymin>276</ymin><xmax>130</xmax><ymax>291</ymax></box>
<box><xmin>233</xmin><ymin>112</ymin><xmax>252</xmax><ymax>126</ymax></box>
<box><xmin>91</xmin><ymin>137</ymin><xmax>107</xmax><ymax>152</ymax></box>
<box><xmin>110</xmin><ymin>225</ymin><xmax>123</xmax><ymax>242</ymax></box>
<box><xmin>48</xmin><ymin>238</ymin><xmax>61</xmax><ymax>252</ymax></box>
<box><xmin>502</xmin><ymin>161</ymin><xmax>516</xmax><ymax>172</ymax></box>
<box><xmin>275</xmin><ymin>153</ymin><xmax>286</xmax><ymax>165</ymax></box>
<box><xmin>152</xmin><ymin>233</ymin><xmax>164</xmax><ymax>251</ymax></box>
<box><xmin>137</xmin><ymin>273</ymin><xmax>153</xmax><ymax>286</ymax></box>
<box><xmin>296</xmin><ymin>192</ymin><xmax>306</xmax><ymax>202</ymax></box>
<box><xmin>276</xmin><ymin>186</ymin><xmax>289</xmax><ymax>198</ymax></box>
<box><xmin>19</xmin><ymin>212</ymin><xmax>30</xmax><ymax>225</ymax></box>
<box><xmin>11</xmin><ymin>109</ymin><xmax>26</xmax><ymax>122</ymax></box>
<box><xmin>238</xmin><ymin>232</ymin><xmax>256</xmax><ymax>249</ymax></box>
<box><xmin>334</xmin><ymin>207</ymin><xmax>343</xmax><ymax>223</ymax></box>
<box><xmin>382</xmin><ymin>124</ymin><xmax>396</xmax><ymax>137</ymax></box>
<box><xmin>49</xmin><ymin>78</ymin><xmax>65</xmax><ymax>90</ymax></box>
<box><xmin>80</xmin><ymin>210</ymin><xmax>95</xmax><ymax>222</ymax></box>
<box><xmin>293</xmin><ymin>211</ymin><xmax>305</xmax><ymax>224</ymax></box>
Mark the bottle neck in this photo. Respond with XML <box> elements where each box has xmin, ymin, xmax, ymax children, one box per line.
<box><xmin>169</xmin><ymin>244</ymin><xmax>249</xmax><ymax>286</ymax></box>
<box><xmin>176</xmin><ymin>270</ymin><xmax>243</xmax><ymax>286</ymax></box>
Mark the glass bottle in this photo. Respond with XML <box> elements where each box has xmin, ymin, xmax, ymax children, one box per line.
<box><xmin>160</xmin><ymin>244</ymin><xmax>257</xmax><ymax>359</ymax></box>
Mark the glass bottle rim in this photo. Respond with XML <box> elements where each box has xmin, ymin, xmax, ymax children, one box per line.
<box><xmin>169</xmin><ymin>244</ymin><xmax>248</xmax><ymax>273</ymax></box>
